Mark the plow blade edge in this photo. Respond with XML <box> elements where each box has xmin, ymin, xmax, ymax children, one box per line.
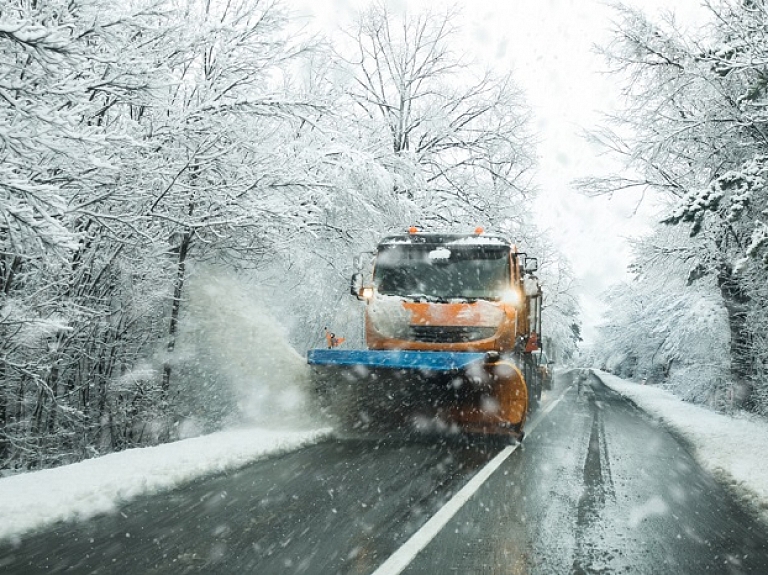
<box><xmin>308</xmin><ymin>350</ymin><xmax>528</xmax><ymax>437</ymax></box>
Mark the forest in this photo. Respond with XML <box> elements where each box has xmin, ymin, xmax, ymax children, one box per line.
<box><xmin>0</xmin><ymin>0</ymin><xmax>579</xmax><ymax>471</ymax></box>
<box><xmin>5</xmin><ymin>0</ymin><xmax>768</xmax><ymax>475</ymax></box>
<box><xmin>587</xmin><ymin>0</ymin><xmax>768</xmax><ymax>417</ymax></box>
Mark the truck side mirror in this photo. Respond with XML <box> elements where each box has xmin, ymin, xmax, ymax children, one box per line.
<box><xmin>350</xmin><ymin>272</ymin><xmax>363</xmax><ymax>298</ymax></box>
<box><xmin>524</xmin><ymin>257</ymin><xmax>538</xmax><ymax>273</ymax></box>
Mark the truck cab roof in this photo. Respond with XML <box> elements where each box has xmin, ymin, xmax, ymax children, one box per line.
<box><xmin>378</xmin><ymin>232</ymin><xmax>511</xmax><ymax>249</ymax></box>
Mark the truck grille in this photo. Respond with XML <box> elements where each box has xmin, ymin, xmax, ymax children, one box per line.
<box><xmin>409</xmin><ymin>325</ymin><xmax>497</xmax><ymax>343</ymax></box>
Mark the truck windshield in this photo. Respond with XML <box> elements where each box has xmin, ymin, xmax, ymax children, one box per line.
<box><xmin>373</xmin><ymin>244</ymin><xmax>510</xmax><ymax>300</ymax></box>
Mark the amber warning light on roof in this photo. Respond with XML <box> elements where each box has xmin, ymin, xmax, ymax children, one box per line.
<box><xmin>408</xmin><ymin>226</ymin><xmax>419</xmax><ymax>234</ymax></box>
<box><xmin>474</xmin><ymin>226</ymin><xmax>484</xmax><ymax>234</ymax></box>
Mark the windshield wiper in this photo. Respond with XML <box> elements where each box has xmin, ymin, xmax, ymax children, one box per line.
<box><xmin>401</xmin><ymin>293</ymin><xmax>450</xmax><ymax>303</ymax></box>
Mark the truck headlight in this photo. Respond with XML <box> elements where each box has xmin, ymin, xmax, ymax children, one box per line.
<box><xmin>500</xmin><ymin>289</ymin><xmax>521</xmax><ymax>306</ymax></box>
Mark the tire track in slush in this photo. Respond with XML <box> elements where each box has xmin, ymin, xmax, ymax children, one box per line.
<box><xmin>573</xmin><ymin>381</ymin><xmax>615</xmax><ymax>575</ymax></box>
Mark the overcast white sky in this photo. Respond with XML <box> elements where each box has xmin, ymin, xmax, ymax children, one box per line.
<box><xmin>287</xmin><ymin>0</ymin><xmax>712</xmax><ymax>345</ymax></box>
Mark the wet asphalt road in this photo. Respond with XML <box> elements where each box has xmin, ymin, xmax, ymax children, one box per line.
<box><xmin>2</xmin><ymin>371</ymin><xmax>768</xmax><ymax>574</ymax></box>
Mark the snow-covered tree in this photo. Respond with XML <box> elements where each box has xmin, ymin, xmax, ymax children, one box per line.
<box><xmin>586</xmin><ymin>1</ymin><xmax>768</xmax><ymax>413</ymax></box>
<box><xmin>537</xmin><ymin>245</ymin><xmax>581</xmax><ymax>363</ymax></box>
<box><xmin>0</xmin><ymin>0</ymin><xmax>180</xmax><ymax>468</ymax></box>
<box><xmin>333</xmin><ymin>2</ymin><xmax>537</xmax><ymax>230</ymax></box>
<box><xmin>592</xmin><ymin>225</ymin><xmax>731</xmax><ymax>408</ymax></box>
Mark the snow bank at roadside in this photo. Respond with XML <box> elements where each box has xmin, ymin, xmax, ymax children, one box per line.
<box><xmin>594</xmin><ymin>370</ymin><xmax>768</xmax><ymax>523</ymax></box>
<box><xmin>0</xmin><ymin>426</ymin><xmax>331</xmax><ymax>542</ymax></box>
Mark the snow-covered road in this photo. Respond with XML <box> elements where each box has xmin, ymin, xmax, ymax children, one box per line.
<box><xmin>3</xmin><ymin>370</ymin><xmax>768</xmax><ymax>574</ymax></box>
<box><xmin>595</xmin><ymin>369</ymin><xmax>768</xmax><ymax>525</ymax></box>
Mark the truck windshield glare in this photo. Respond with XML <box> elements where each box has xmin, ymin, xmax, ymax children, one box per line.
<box><xmin>374</xmin><ymin>245</ymin><xmax>510</xmax><ymax>300</ymax></box>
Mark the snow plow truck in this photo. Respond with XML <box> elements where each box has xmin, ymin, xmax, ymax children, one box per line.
<box><xmin>308</xmin><ymin>228</ymin><xmax>544</xmax><ymax>441</ymax></box>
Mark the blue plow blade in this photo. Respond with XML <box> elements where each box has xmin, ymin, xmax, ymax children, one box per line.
<box><xmin>307</xmin><ymin>349</ymin><xmax>487</xmax><ymax>372</ymax></box>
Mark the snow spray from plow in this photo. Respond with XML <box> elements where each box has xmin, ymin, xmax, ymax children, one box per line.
<box><xmin>177</xmin><ymin>271</ymin><xmax>317</xmax><ymax>430</ymax></box>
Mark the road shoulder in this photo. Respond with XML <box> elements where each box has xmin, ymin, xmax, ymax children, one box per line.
<box><xmin>593</xmin><ymin>369</ymin><xmax>768</xmax><ymax>526</ymax></box>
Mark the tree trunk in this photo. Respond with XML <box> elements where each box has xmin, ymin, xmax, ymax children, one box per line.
<box><xmin>1</xmin><ymin>255</ymin><xmax>21</xmax><ymax>295</ymax></box>
<box><xmin>0</xmin><ymin>363</ymin><xmax>7</xmax><ymax>463</ymax></box>
<box><xmin>161</xmin><ymin>229</ymin><xmax>192</xmax><ymax>396</ymax></box>
<box><xmin>718</xmin><ymin>263</ymin><xmax>753</xmax><ymax>408</ymax></box>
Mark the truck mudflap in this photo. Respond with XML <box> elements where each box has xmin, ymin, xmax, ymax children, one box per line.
<box><xmin>308</xmin><ymin>349</ymin><xmax>528</xmax><ymax>437</ymax></box>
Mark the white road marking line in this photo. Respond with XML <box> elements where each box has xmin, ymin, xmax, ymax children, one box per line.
<box><xmin>369</xmin><ymin>385</ymin><xmax>570</xmax><ymax>575</ymax></box>
<box><xmin>542</xmin><ymin>385</ymin><xmax>571</xmax><ymax>416</ymax></box>
<box><xmin>369</xmin><ymin>444</ymin><xmax>517</xmax><ymax>575</ymax></box>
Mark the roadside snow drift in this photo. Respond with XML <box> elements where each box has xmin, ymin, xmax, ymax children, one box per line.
<box><xmin>0</xmin><ymin>270</ymin><xmax>333</xmax><ymax>543</ymax></box>
<box><xmin>595</xmin><ymin>370</ymin><xmax>768</xmax><ymax>523</ymax></box>
<box><xmin>0</xmin><ymin>427</ymin><xmax>331</xmax><ymax>542</ymax></box>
